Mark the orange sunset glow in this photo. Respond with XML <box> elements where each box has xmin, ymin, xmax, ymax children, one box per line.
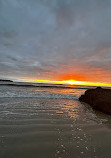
<box><xmin>20</xmin><ymin>66</ymin><xmax>111</xmax><ymax>87</ymax></box>
<box><xmin>21</xmin><ymin>78</ymin><xmax>111</xmax><ymax>87</ymax></box>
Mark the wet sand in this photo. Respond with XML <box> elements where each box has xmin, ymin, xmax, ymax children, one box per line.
<box><xmin>0</xmin><ymin>97</ymin><xmax>111</xmax><ymax>158</ymax></box>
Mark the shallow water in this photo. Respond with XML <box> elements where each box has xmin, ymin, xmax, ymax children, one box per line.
<box><xmin>0</xmin><ymin>85</ymin><xmax>111</xmax><ymax>158</ymax></box>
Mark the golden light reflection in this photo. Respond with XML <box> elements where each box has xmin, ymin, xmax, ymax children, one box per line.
<box><xmin>21</xmin><ymin>78</ymin><xmax>111</xmax><ymax>87</ymax></box>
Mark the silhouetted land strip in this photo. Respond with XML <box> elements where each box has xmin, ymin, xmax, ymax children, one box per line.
<box><xmin>0</xmin><ymin>79</ymin><xmax>13</xmax><ymax>82</ymax></box>
<box><xmin>79</xmin><ymin>87</ymin><xmax>111</xmax><ymax>115</ymax></box>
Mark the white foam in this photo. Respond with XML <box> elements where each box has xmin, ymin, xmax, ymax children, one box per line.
<box><xmin>0</xmin><ymin>85</ymin><xmax>85</xmax><ymax>100</ymax></box>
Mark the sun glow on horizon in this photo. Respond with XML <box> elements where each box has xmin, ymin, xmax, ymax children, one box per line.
<box><xmin>63</xmin><ymin>80</ymin><xmax>81</xmax><ymax>85</ymax></box>
<box><xmin>20</xmin><ymin>78</ymin><xmax>111</xmax><ymax>87</ymax></box>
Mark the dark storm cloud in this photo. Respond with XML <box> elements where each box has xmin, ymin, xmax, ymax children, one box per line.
<box><xmin>0</xmin><ymin>0</ymin><xmax>111</xmax><ymax>82</ymax></box>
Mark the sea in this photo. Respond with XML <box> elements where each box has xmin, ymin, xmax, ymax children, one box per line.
<box><xmin>0</xmin><ymin>82</ymin><xmax>111</xmax><ymax>158</ymax></box>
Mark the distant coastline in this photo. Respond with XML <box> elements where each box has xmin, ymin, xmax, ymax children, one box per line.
<box><xmin>0</xmin><ymin>80</ymin><xmax>111</xmax><ymax>89</ymax></box>
<box><xmin>0</xmin><ymin>79</ymin><xmax>13</xmax><ymax>82</ymax></box>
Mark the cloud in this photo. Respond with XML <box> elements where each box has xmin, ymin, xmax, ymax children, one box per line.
<box><xmin>0</xmin><ymin>0</ymin><xmax>111</xmax><ymax>83</ymax></box>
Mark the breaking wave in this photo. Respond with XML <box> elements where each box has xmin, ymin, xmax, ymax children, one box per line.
<box><xmin>0</xmin><ymin>82</ymin><xmax>87</xmax><ymax>99</ymax></box>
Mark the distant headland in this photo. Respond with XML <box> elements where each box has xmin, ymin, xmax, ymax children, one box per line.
<box><xmin>0</xmin><ymin>79</ymin><xmax>13</xmax><ymax>82</ymax></box>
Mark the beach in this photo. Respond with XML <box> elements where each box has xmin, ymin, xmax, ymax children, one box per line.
<box><xmin>0</xmin><ymin>84</ymin><xmax>111</xmax><ymax>158</ymax></box>
<box><xmin>1</xmin><ymin>0</ymin><xmax>111</xmax><ymax>157</ymax></box>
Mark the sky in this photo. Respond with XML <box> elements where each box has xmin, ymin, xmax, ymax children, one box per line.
<box><xmin>0</xmin><ymin>0</ymin><xmax>111</xmax><ymax>85</ymax></box>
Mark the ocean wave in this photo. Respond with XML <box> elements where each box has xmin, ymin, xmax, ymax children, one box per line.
<box><xmin>0</xmin><ymin>92</ymin><xmax>78</xmax><ymax>100</ymax></box>
<box><xmin>0</xmin><ymin>83</ymin><xmax>88</xmax><ymax>89</ymax></box>
<box><xmin>0</xmin><ymin>83</ymin><xmax>86</xmax><ymax>100</ymax></box>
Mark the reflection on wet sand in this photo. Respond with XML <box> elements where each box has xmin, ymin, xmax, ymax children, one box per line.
<box><xmin>0</xmin><ymin>97</ymin><xmax>111</xmax><ymax>158</ymax></box>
